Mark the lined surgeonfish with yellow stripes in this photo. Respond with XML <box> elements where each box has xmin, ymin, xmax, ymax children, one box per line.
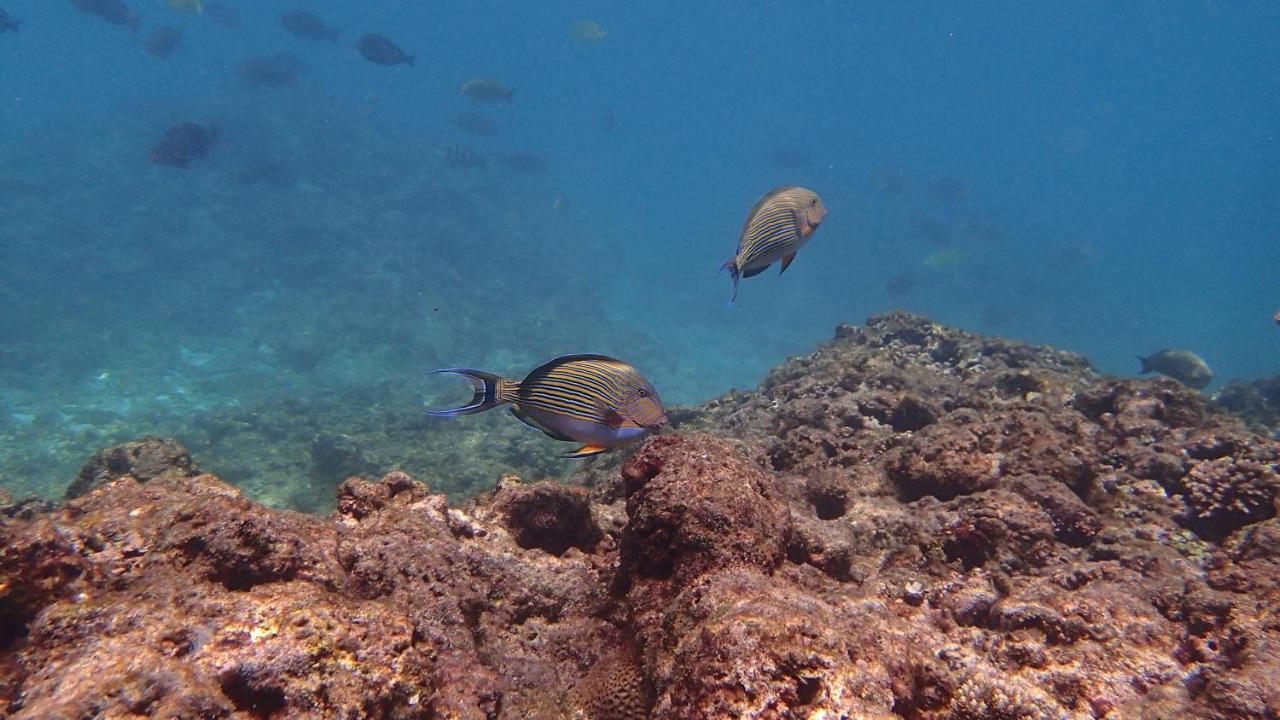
<box><xmin>426</xmin><ymin>354</ymin><xmax>667</xmax><ymax>458</ymax></box>
<box><xmin>721</xmin><ymin>186</ymin><xmax>827</xmax><ymax>303</ymax></box>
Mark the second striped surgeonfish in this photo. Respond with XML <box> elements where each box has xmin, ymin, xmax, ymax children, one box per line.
<box><xmin>426</xmin><ymin>354</ymin><xmax>667</xmax><ymax>458</ymax></box>
<box><xmin>721</xmin><ymin>186</ymin><xmax>827</xmax><ymax>303</ymax></box>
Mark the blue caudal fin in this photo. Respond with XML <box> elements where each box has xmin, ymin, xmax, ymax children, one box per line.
<box><xmin>425</xmin><ymin>368</ymin><xmax>505</xmax><ymax>417</ymax></box>
<box><xmin>721</xmin><ymin>258</ymin><xmax>740</xmax><ymax>306</ymax></box>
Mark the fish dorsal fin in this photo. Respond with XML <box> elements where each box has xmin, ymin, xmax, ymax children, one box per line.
<box><xmin>524</xmin><ymin>353</ymin><xmax>621</xmax><ymax>381</ymax></box>
<box><xmin>509</xmin><ymin>406</ymin><xmax>575</xmax><ymax>441</ymax></box>
<box><xmin>779</xmin><ymin>252</ymin><xmax>797</xmax><ymax>274</ymax></box>
<box><xmin>736</xmin><ymin>186</ymin><xmax>798</xmax><ymax>252</ymax></box>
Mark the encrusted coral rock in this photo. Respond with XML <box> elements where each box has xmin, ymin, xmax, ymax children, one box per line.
<box><xmin>5</xmin><ymin>313</ymin><xmax>1280</xmax><ymax>719</ymax></box>
<box><xmin>620</xmin><ymin>434</ymin><xmax>791</xmax><ymax>583</ymax></box>
<box><xmin>64</xmin><ymin>436</ymin><xmax>197</xmax><ymax>499</ymax></box>
<box><xmin>491</xmin><ymin>479</ymin><xmax>602</xmax><ymax>556</ymax></box>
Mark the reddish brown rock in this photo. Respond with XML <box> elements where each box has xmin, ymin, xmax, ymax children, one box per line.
<box><xmin>3</xmin><ymin>312</ymin><xmax>1279</xmax><ymax>719</ymax></box>
<box><xmin>620</xmin><ymin>434</ymin><xmax>791</xmax><ymax>584</ymax></box>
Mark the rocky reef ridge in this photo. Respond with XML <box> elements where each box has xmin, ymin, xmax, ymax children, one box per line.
<box><xmin>1</xmin><ymin>312</ymin><xmax>1278</xmax><ymax>718</ymax></box>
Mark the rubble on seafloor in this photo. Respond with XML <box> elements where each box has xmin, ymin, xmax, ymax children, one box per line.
<box><xmin>1</xmin><ymin>312</ymin><xmax>1278</xmax><ymax>719</ymax></box>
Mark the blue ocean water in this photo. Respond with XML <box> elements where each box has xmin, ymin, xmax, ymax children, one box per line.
<box><xmin>1</xmin><ymin>1</ymin><xmax>1277</xmax><ymax>504</ymax></box>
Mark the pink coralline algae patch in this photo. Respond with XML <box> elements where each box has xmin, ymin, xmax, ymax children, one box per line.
<box><xmin>1</xmin><ymin>312</ymin><xmax>1278</xmax><ymax>718</ymax></box>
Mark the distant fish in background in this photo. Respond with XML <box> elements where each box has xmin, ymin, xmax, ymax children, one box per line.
<box><xmin>569</xmin><ymin>19</ymin><xmax>607</xmax><ymax>44</ymax></box>
<box><xmin>600</xmin><ymin>109</ymin><xmax>615</xmax><ymax>132</ymax></box>
<box><xmin>358</xmin><ymin>33</ymin><xmax>414</xmax><ymax>66</ymax></box>
<box><xmin>166</xmin><ymin>0</ymin><xmax>202</xmax><ymax>14</ymax></box>
<box><xmin>149</xmin><ymin>122</ymin><xmax>215</xmax><ymax>168</ymax></box>
<box><xmin>281</xmin><ymin>11</ymin><xmax>338</xmax><ymax>43</ymax></box>
<box><xmin>238</xmin><ymin>53</ymin><xmax>304</xmax><ymax>88</ymax></box>
<box><xmin>499</xmin><ymin>152</ymin><xmax>548</xmax><ymax>175</ymax></box>
<box><xmin>1274</xmin><ymin>309</ymin><xmax>1280</xmax><ymax>326</ymax></box>
<box><xmin>0</xmin><ymin>7</ymin><xmax>21</xmax><ymax>33</ymax></box>
<box><xmin>451</xmin><ymin>112</ymin><xmax>498</xmax><ymax>137</ymax></box>
<box><xmin>435</xmin><ymin>144</ymin><xmax>485</xmax><ymax>169</ymax></box>
<box><xmin>1137</xmin><ymin>349</ymin><xmax>1214</xmax><ymax>390</ymax></box>
<box><xmin>70</xmin><ymin>0</ymin><xmax>140</xmax><ymax>32</ymax></box>
<box><xmin>922</xmin><ymin>247</ymin><xmax>968</xmax><ymax>273</ymax></box>
<box><xmin>721</xmin><ymin>186</ymin><xmax>827</xmax><ymax>304</ymax></box>
<box><xmin>426</xmin><ymin>354</ymin><xmax>667</xmax><ymax>459</ymax></box>
<box><xmin>203</xmin><ymin>1</ymin><xmax>241</xmax><ymax>28</ymax></box>
<box><xmin>144</xmin><ymin>27</ymin><xmax>182</xmax><ymax>58</ymax></box>
<box><xmin>461</xmin><ymin>77</ymin><xmax>514</xmax><ymax>104</ymax></box>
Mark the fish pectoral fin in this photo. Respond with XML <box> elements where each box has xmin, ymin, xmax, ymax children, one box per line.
<box><xmin>562</xmin><ymin>444</ymin><xmax>609</xmax><ymax>459</ymax></box>
<box><xmin>779</xmin><ymin>252</ymin><xmax>797</xmax><ymax>274</ymax></box>
<box><xmin>509</xmin><ymin>406</ymin><xmax>574</xmax><ymax>441</ymax></box>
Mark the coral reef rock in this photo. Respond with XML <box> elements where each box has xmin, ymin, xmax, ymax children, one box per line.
<box><xmin>2</xmin><ymin>312</ymin><xmax>1278</xmax><ymax>718</ymax></box>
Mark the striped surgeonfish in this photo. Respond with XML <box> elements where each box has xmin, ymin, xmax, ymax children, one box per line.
<box><xmin>426</xmin><ymin>354</ymin><xmax>667</xmax><ymax>458</ymax></box>
<box><xmin>721</xmin><ymin>186</ymin><xmax>827</xmax><ymax>303</ymax></box>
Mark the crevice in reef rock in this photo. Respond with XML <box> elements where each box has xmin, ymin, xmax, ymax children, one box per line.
<box><xmin>1</xmin><ymin>312</ymin><xmax>1278</xmax><ymax>718</ymax></box>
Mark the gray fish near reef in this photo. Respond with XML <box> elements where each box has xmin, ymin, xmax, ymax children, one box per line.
<box><xmin>145</xmin><ymin>27</ymin><xmax>182</xmax><ymax>58</ymax></box>
<box><xmin>149</xmin><ymin>122</ymin><xmax>215</xmax><ymax>168</ymax></box>
<box><xmin>0</xmin><ymin>8</ymin><xmax>21</xmax><ymax>33</ymax></box>
<box><xmin>461</xmin><ymin>77</ymin><xmax>514</xmax><ymax>104</ymax></box>
<box><xmin>281</xmin><ymin>11</ymin><xmax>338</xmax><ymax>42</ymax></box>
<box><xmin>71</xmin><ymin>0</ymin><xmax>140</xmax><ymax>31</ymax></box>
<box><xmin>203</xmin><ymin>1</ymin><xmax>241</xmax><ymax>28</ymax></box>
<box><xmin>238</xmin><ymin>53</ymin><xmax>303</xmax><ymax>88</ymax></box>
<box><xmin>721</xmin><ymin>186</ymin><xmax>827</xmax><ymax>304</ymax></box>
<box><xmin>358</xmin><ymin>33</ymin><xmax>414</xmax><ymax>66</ymax></box>
<box><xmin>1137</xmin><ymin>349</ymin><xmax>1213</xmax><ymax>390</ymax></box>
<box><xmin>451</xmin><ymin>112</ymin><xmax>498</xmax><ymax>138</ymax></box>
<box><xmin>426</xmin><ymin>354</ymin><xmax>667</xmax><ymax>458</ymax></box>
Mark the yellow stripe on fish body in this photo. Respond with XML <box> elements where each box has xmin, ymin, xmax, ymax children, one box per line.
<box><xmin>722</xmin><ymin>186</ymin><xmax>827</xmax><ymax>303</ymax></box>
<box><xmin>518</xmin><ymin>356</ymin><xmax>646</xmax><ymax>424</ymax></box>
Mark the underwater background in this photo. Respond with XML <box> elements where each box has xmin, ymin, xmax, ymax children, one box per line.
<box><xmin>1</xmin><ymin>1</ymin><xmax>1277</xmax><ymax>509</ymax></box>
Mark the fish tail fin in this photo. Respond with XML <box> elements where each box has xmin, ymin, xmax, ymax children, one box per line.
<box><xmin>425</xmin><ymin>369</ymin><xmax>513</xmax><ymax>417</ymax></box>
<box><xmin>720</xmin><ymin>258</ymin><xmax>740</xmax><ymax>306</ymax></box>
<box><xmin>1136</xmin><ymin>355</ymin><xmax>1151</xmax><ymax>374</ymax></box>
<box><xmin>407</xmin><ymin>55</ymin><xmax>416</xmax><ymax>66</ymax></box>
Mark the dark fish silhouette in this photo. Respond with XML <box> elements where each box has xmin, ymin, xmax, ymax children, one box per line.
<box><xmin>203</xmin><ymin>1</ymin><xmax>241</xmax><ymax>28</ymax></box>
<box><xmin>499</xmin><ymin>152</ymin><xmax>547</xmax><ymax>175</ymax></box>
<box><xmin>237</xmin><ymin>53</ymin><xmax>303</xmax><ymax>88</ymax></box>
<box><xmin>461</xmin><ymin>77</ymin><xmax>514</xmax><ymax>104</ymax></box>
<box><xmin>281</xmin><ymin>11</ymin><xmax>337</xmax><ymax>42</ymax></box>
<box><xmin>71</xmin><ymin>0</ymin><xmax>140</xmax><ymax>31</ymax></box>
<box><xmin>144</xmin><ymin>27</ymin><xmax>182</xmax><ymax>58</ymax></box>
<box><xmin>149</xmin><ymin>122</ymin><xmax>215</xmax><ymax>168</ymax></box>
<box><xmin>426</xmin><ymin>354</ymin><xmax>666</xmax><ymax>459</ymax></box>
<box><xmin>357</xmin><ymin>33</ymin><xmax>414</xmax><ymax>66</ymax></box>
<box><xmin>721</xmin><ymin>186</ymin><xmax>827</xmax><ymax>304</ymax></box>
<box><xmin>0</xmin><ymin>8</ymin><xmax>21</xmax><ymax>33</ymax></box>
<box><xmin>436</xmin><ymin>144</ymin><xmax>485</xmax><ymax>169</ymax></box>
<box><xmin>1137</xmin><ymin>349</ymin><xmax>1214</xmax><ymax>390</ymax></box>
<box><xmin>451</xmin><ymin>113</ymin><xmax>497</xmax><ymax>137</ymax></box>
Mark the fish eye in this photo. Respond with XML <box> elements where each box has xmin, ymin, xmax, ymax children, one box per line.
<box><xmin>809</xmin><ymin>198</ymin><xmax>817</xmax><ymax>207</ymax></box>
<box><xmin>637</xmin><ymin>388</ymin><xmax>649</xmax><ymax>398</ymax></box>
